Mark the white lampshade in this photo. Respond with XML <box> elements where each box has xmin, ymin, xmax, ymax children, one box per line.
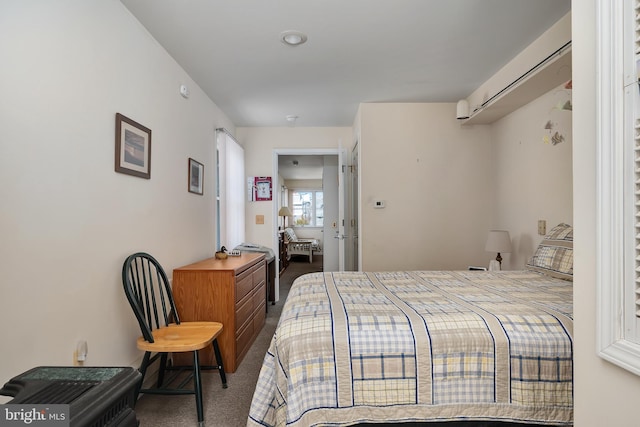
<box><xmin>278</xmin><ymin>206</ymin><xmax>292</xmax><ymax>217</ymax></box>
<box><xmin>485</xmin><ymin>230</ymin><xmax>512</xmax><ymax>253</ymax></box>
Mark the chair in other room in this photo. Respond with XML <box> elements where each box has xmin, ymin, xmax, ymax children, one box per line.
<box><xmin>122</xmin><ymin>252</ymin><xmax>227</xmax><ymax>427</ymax></box>
<box><xmin>283</xmin><ymin>227</ymin><xmax>320</xmax><ymax>263</ymax></box>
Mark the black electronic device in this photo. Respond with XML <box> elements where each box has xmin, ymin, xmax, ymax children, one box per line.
<box><xmin>0</xmin><ymin>366</ymin><xmax>140</xmax><ymax>427</ymax></box>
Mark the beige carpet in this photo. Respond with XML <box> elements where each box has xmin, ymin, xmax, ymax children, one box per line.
<box><xmin>134</xmin><ymin>255</ymin><xmax>323</xmax><ymax>426</ymax></box>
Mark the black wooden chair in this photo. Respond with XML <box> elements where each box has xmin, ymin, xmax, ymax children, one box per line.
<box><xmin>122</xmin><ymin>252</ymin><xmax>227</xmax><ymax>426</ymax></box>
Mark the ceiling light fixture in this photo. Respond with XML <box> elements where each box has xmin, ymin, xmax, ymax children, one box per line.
<box><xmin>280</xmin><ymin>30</ymin><xmax>307</xmax><ymax>46</ymax></box>
<box><xmin>286</xmin><ymin>115</ymin><xmax>298</xmax><ymax>126</ymax></box>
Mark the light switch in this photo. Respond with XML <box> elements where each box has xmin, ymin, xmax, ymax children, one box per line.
<box><xmin>538</xmin><ymin>220</ymin><xmax>546</xmax><ymax>235</ymax></box>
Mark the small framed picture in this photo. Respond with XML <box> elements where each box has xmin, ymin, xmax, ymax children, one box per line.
<box><xmin>115</xmin><ymin>113</ymin><xmax>151</xmax><ymax>179</ymax></box>
<box><xmin>253</xmin><ymin>176</ymin><xmax>272</xmax><ymax>201</ymax></box>
<box><xmin>188</xmin><ymin>158</ymin><xmax>204</xmax><ymax>195</ymax></box>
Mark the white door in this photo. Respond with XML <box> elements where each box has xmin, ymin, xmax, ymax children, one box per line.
<box><xmin>336</xmin><ymin>149</ymin><xmax>347</xmax><ymax>271</ymax></box>
<box><xmin>322</xmin><ymin>155</ymin><xmax>340</xmax><ymax>271</ymax></box>
<box><xmin>350</xmin><ymin>143</ymin><xmax>359</xmax><ymax>271</ymax></box>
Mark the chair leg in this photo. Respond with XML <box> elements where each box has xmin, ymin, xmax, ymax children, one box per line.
<box><xmin>136</xmin><ymin>351</ymin><xmax>152</xmax><ymax>399</ymax></box>
<box><xmin>193</xmin><ymin>350</ymin><xmax>204</xmax><ymax>427</ymax></box>
<box><xmin>157</xmin><ymin>353</ymin><xmax>168</xmax><ymax>387</ymax></box>
<box><xmin>212</xmin><ymin>339</ymin><xmax>228</xmax><ymax>388</ymax></box>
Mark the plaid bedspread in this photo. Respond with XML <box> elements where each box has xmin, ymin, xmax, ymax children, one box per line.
<box><xmin>248</xmin><ymin>270</ymin><xmax>573</xmax><ymax>426</ymax></box>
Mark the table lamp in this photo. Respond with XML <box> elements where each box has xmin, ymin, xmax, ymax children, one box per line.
<box><xmin>485</xmin><ymin>230</ymin><xmax>512</xmax><ymax>268</ymax></box>
<box><xmin>278</xmin><ymin>206</ymin><xmax>292</xmax><ymax>230</ymax></box>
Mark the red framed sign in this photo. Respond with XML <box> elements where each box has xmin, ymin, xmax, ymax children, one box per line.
<box><xmin>253</xmin><ymin>176</ymin><xmax>272</xmax><ymax>201</ymax></box>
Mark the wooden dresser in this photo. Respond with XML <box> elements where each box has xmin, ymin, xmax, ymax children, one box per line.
<box><xmin>172</xmin><ymin>253</ymin><xmax>266</xmax><ymax>373</ymax></box>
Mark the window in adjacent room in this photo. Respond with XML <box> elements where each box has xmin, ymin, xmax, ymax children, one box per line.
<box><xmin>291</xmin><ymin>190</ymin><xmax>323</xmax><ymax>227</ymax></box>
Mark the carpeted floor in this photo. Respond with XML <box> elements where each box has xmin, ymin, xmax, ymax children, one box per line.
<box><xmin>134</xmin><ymin>255</ymin><xmax>323</xmax><ymax>426</ymax></box>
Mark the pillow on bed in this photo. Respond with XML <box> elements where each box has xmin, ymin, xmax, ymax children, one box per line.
<box><xmin>526</xmin><ymin>223</ymin><xmax>573</xmax><ymax>280</ymax></box>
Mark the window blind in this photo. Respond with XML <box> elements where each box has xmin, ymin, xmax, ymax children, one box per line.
<box><xmin>597</xmin><ymin>0</ymin><xmax>640</xmax><ymax>375</ymax></box>
<box><xmin>634</xmin><ymin>1</ymin><xmax>640</xmax><ymax>320</ymax></box>
<box><xmin>635</xmin><ymin>115</ymin><xmax>640</xmax><ymax>319</ymax></box>
<box><xmin>216</xmin><ymin>129</ymin><xmax>245</xmax><ymax>250</ymax></box>
<box><xmin>624</xmin><ymin>0</ymin><xmax>640</xmax><ymax>341</ymax></box>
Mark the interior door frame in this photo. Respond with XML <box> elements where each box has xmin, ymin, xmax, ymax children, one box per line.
<box><xmin>272</xmin><ymin>148</ymin><xmax>347</xmax><ymax>301</ymax></box>
<box><xmin>350</xmin><ymin>141</ymin><xmax>360</xmax><ymax>271</ymax></box>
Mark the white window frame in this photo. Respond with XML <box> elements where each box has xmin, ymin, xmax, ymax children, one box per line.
<box><xmin>596</xmin><ymin>0</ymin><xmax>640</xmax><ymax>375</ymax></box>
<box><xmin>291</xmin><ymin>189</ymin><xmax>323</xmax><ymax>228</ymax></box>
<box><xmin>216</xmin><ymin>129</ymin><xmax>245</xmax><ymax>251</ymax></box>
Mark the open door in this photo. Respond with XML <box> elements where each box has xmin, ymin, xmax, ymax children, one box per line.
<box><xmin>321</xmin><ymin>154</ymin><xmax>340</xmax><ymax>272</ymax></box>
<box><xmin>321</xmin><ymin>147</ymin><xmax>351</xmax><ymax>272</ymax></box>
<box><xmin>349</xmin><ymin>142</ymin><xmax>359</xmax><ymax>271</ymax></box>
<box><xmin>337</xmin><ymin>143</ymin><xmax>358</xmax><ymax>272</ymax></box>
<box><xmin>327</xmin><ymin>145</ymin><xmax>356</xmax><ymax>271</ymax></box>
<box><xmin>336</xmin><ymin>149</ymin><xmax>347</xmax><ymax>271</ymax></box>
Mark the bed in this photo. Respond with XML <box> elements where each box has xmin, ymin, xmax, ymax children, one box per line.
<box><xmin>249</xmin><ymin>224</ymin><xmax>574</xmax><ymax>427</ymax></box>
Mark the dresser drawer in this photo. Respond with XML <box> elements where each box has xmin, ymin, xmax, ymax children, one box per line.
<box><xmin>236</xmin><ymin>319</ymin><xmax>254</xmax><ymax>359</ymax></box>
<box><xmin>252</xmin><ymin>282</ymin><xmax>265</xmax><ymax>310</ymax></box>
<box><xmin>236</xmin><ymin>269</ymin><xmax>254</xmax><ymax>303</ymax></box>
<box><xmin>237</xmin><ymin>261</ymin><xmax>264</xmax><ymax>300</ymax></box>
<box><xmin>252</xmin><ymin>263</ymin><xmax>265</xmax><ymax>287</ymax></box>
<box><xmin>253</xmin><ymin>303</ymin><xmax>266</xmax><ymax>332</ymax></box>
<box><xmin>235</xmin><ymin>293</ymin><xmax>253</xmax><ymax>334</ymax></box>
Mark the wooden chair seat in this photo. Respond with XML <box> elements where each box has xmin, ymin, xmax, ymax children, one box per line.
<box><xmin>136</xmin><ymin>322</ymin><xmax>223</xmax><ymax>353</ymax></box>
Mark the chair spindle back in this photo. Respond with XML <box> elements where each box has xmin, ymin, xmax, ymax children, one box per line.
<box><xmin>122</xmin><ymin>252</ymin><xmax>181</xmax><ymax>343</ymax></box>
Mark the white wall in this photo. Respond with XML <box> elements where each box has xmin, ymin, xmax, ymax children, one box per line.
<box><xmin>356</xmin><ymin>93</ymin><xmax>572</xmax><ymax>273</ymax></box>
<box><xmin>490</xmin><ymin>83</ymin><xmax>573</xmax><ymax>269</ymax></box>
<box><xmin>572</xmin><ymin>1</ymin><xmax>640</xmax><ymax>425</ymax></box>
<box><xmin>355</xmin><ymin>8</ymin><xmax>572</xmax><ymax>273</ymax></box>
<box><xmin>0</xmin><ymin>1</ymin><xmax>234</xmax><ymax>386</ymax></box>
<box><xmin>358</xmin><ymin>103</ymin><xmax>494</xmax><ymax>271</ymax></box>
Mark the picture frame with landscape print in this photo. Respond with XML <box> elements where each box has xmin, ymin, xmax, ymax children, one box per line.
<box><xmin>188</xmin><ymin>158</ymin><xmax>204</xmax><ymax>195</ymax></box>
<box><xmin>115</xmin><ymin>113</ymin><xmax>151</xmax><ymax>179</ymax></box>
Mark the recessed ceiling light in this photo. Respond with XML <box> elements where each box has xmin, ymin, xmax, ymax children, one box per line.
<box><xmin>280</xmin><ymin>30</ymin><xmax>307</xmax><ymax>46</ymax></box>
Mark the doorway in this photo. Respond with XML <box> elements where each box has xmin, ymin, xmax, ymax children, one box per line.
<box><xmin>277</xmin><ymin>154</ymin><xmax>338</xmax><ymax>271</ymax></box>
<box><xmin>272</xmin><ymin>148</ymin><xmax>351</xmax><ymax>301</ymax></box>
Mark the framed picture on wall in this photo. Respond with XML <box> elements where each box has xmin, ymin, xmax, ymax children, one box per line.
<box><xmin>115</xmin><ymin>113</ymin><xmax>151</xmax><ymax>179</ymax></box>
<box><xmin>254</xmin><ymin>176</ymin><xmax>272</xmax><ymax>201</ymax></box>
<box><xmin>188</xmin><ymin>158</ymin><xmax>204</xmax><ymax>195</ymax></box>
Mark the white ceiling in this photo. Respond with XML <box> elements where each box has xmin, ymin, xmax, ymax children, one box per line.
<box><xmin>120</xmin><ymin>0</ymin><xmax>570</xmax><ymax>128</ymax></box>
<box><xmin>278</xmin><ymin>155</ymin><xmax>325</xmax><ymax>180</ymax></box>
